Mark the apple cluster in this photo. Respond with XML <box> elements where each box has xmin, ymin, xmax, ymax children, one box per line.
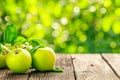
<box><xmin>0</xmin><ymin>42</ymin><xmax>56</xmax><ymax>73</ymax></box>
<box><xmin>0</xmin><ymin>22</ymin><xmax>62</xmax><ymax>73</ymax></box>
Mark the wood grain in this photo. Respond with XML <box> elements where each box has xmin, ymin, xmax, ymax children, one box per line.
<box><xmin>0</xmin><ymin>54</ymin><xmax>120</xmax><ymax>80</ymax></box>
<box><xmin>29</xmin><ymin>54</ymin><xmax>75</xmax><ymax>80</ymax></box>
<box><xmin>102</xmin><ymin>54</ymin><xmax>120</xmax><ymax>78</ymax></box>
<box><xmin>0</xmin><ymin>68</ymin><xmax>31</xmax><ymax>80</ymax></box>
<box><xmin>72</xmin><ymin>54</ymin><xmax>119</xmax><ymax>80</ymax></box>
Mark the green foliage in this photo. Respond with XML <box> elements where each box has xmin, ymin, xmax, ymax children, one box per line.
<box><xmin>14</xmin><ymin>36</ymin><xmax>27</xmax><ymax>44</ymax></box>
<box><xmin>3</xmin><ymin>22</ymin><xmax>17</xmax><ymax>44</ymax></box>
<box><xmin>0</xmin><ymin>0</ymin><xmax>120</xmax><ymax>53</ymax></box>
<box><xmin>29</xmin><ymin>39</ymin><xmax>45</xmax><ymax>54</ymax></box>
<box><xmin>51</xmin><ymin>67</ymin><xmax>63</xmax><ymax>72</ymax></box>
<box><xmin>29</xmin><ymin>39</ymin><xmax>45</xmax><ymax>48</ymax></box>
<box><xmin>29</xmin><ymin>45</ymin><xmax>41</xmax><ymax>55</ymax></box>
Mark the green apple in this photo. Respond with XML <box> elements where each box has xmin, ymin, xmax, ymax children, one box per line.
<box><xmin>0</xmin><ymin>53</ymin><xmax>6</xmax><ymax>68</ymax></box>
<box><xmin>1</xmin><ymin>44</ymin><xmax>10</xmax><ymax>54</ymax></box>
<box><xmin>32</xmin><ymin>47</ymin><xmax>56</xmax><ymax>71</ymax></box>
<box><xmin>4</xmin><ymin>43</ymin><xmax>13</xmax><ymax>50</ymax></box>
<box><xmin>6</xmin><ymin>48</ymin><xmax>32</xmax><ymax>73</ymax></box>
<box><xmin>0</xmin><ymin>45</ymin><xmax>10</xmax><ymax>69</ymax></box>
<box><xmin>13</xmin><ymin>42</ymin><xmax>33</xmax><ymax>51</ymax></box>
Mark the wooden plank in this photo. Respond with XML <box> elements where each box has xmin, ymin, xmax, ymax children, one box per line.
<box><xmin>102</xmin><ymin>54</ymin><xmax>120</xmax><ymax>78</ymax></box>
<box><xmin>72</xmin><ymin>54</ymin><xmax>119</xmax><ymax>80</ymax></box>
<box><xmin>0</xmin><ymin>68</ymin><xmax>9</xmax><ymax>79</ymax></box>
<box><xmin>0</xmin><ymin>68</ymin><xmax>31</xmax><ymax>80</ymax></box>
<box><xmin>29</xmin><ymin>54</ymin><xmax>75</xmax><ymax>80</ymax></box>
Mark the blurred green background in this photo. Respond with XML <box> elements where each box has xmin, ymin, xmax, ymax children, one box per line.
<box><xmin>0</xmin><ymin>0</ymin><xmax>120</xmax><ymax>53</ymax></box>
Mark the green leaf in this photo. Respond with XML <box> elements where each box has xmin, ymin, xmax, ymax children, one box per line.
<box><xmin>29</xmin><ymin>45</ymin><xmax>40</xmax><ymax>55</ymax></box>
<box><xmin>14</xmin><ymin>36</ymin><xmax>27</xmax><ymax>44</ymax></box>
<box><xmin>4</xmin><ymin>22</ymin><xmax>18</xmax><ymax>44</ymax></box>
<box><xmin>29</xmin><ymin>39</ymin><xmax>46</xmax><ymax>54</ymax></box>
<box><xmin>51</xmin><ymin>67</ymin><xmax>63</xmax><ymax>72</ymax></box>
<box><xmin>29</xmin><ymin>39</ymin><xmax>45</xmax><ymax>47</ymax></box>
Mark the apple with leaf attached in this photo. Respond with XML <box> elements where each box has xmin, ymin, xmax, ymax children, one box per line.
<box><xmin>29</xmin><ymin>39</ymin><xmax>63</xmax><ymax>72</ymax></box>
<box><xmin>0</xmin><ymin>22</ymin><xmax>63</xmax><ymax>73</ymax></box>
<box><xmin>2</xmin><ymin>22</ymin><xmax>32</xmax><ymax>73</ymax></box>
<box><xmin>32</xmin><ymin>47</ymin><xmax>56</xmax><ymax>71</ymax></box>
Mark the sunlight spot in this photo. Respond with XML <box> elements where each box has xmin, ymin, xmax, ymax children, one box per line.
<box><xmin>102</xmin><ymin>15</ymin><xmax>115</xmax><ymax>32</ymax></box>
<box><xmin>63</xmin><ymin>30</ymin><xmax>69</xmax><ymax>37</ymax></box>
<box><xmin>36</xmin><ymin>24</ymin><xmax>42</xmax><ymax>30</ymax></box>
<box><xmin>112</xmin><ymin>21</ymin><xmax>120</xmax><ymax>34</ymax></box>
<box><xmin>16</xmin><ymin>7</ymin><xmax>21</xmax><ymax>14</ymax></box>
<box><xmin>89</xmin><ymin>6</ymin><xmax>96</xmax><ymax>12</ymax></box>
<box><xmin>26</xmin><ymin>13</ymin><xmax>32</xmax><ymax>19</ymax></box>
<box><xmin>73</xmin><ymin>6</ymin><xmax>80</xmax><ymax>14</ymax></box>
<box><xmin>52</xmin><ymin>31</ymin><xmax>59</xmax><ymax>37</ymax></box>
<box><xmin>104</xmin><ymin>0</ymin><xmax>112</xmax><ymax>8</ymax></box>
<box><xmin>69</xmin><ymin>0</ymin><xmax>76</xmax><ymax>3</ymax></box>
<box><xmin>110</xmin><ymin>41</ymin><xmax>116</xmax><ymax>48</ymax></box>
<box><xmin>60</xmin><ymin>17</ymin><xmax>68</xmax><ymax>25</ymax></box>
<box><xmin>5</xmin><ymin>16</ymin><xmax>10</xmax><ymax>22</ymax></box>
<box><xmin>100</xmin><ymin>7</ymin><xmax>107</xmax><ymax>14</ymax></box>
<box><xmin>51</xmin><ymin>22</ymin><xmax>61</xmax><ymax>30</ymax></box>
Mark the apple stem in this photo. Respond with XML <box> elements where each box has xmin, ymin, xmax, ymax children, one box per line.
<box><xmin>2</xmin><ymin>52</ymin><xmax>6</xmax><ymax>55</ymax></box>
<box><xmin>2</xmin><ymin>50</ymin><xmax>9</xmax><ymax>55</ymax></box>
<box><xmin>23</xmin><ymin>46</ymin><xmax>26</xmax><ymax>49</ymax></box>
<box><xmin>15</xmin><ymin>45</ymin><xmax>17</xmax><ymax>49</ymax></box>
<box><xmin>15</xmin><ymin>51</ymin><xmax>19</xmax><ymax>54</ymax></box>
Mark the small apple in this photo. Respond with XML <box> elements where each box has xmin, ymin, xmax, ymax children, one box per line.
<box><xmin>32</xmin><ymin>47</ymin><xmax>56</xmax><ymax>71</ymax></box>
<box><xmin>0</xmin><ymin>53</ymin><xmax>6</xmax><ymax>68</ymax></box>
<box><xmin>4</xmin><ymin>43</ymin><xmax>13</xmax><ymax>50</ymax></box>
<box><xmin>1</xmin><ymin>44</ymin><xmax>10</xmax><ymax>53</ymax></box>
<box><xmin>14</xmin><ymin>42</ymin><xmax>33</xmax><ymax>51</ymax></box>
<box><xmin>23</xmin><ymin>42</ymin><xmax>33</xmax><ymax>51</ymax></box>
<box><xmin>0</xmin><ymin>45</ymin><xmax>10</xmax><ymax>69</ymax></box>
<box><xmin>6</xmin><ymin>48</ymin><xmax>32</xmax><ymax>73</ymax></box>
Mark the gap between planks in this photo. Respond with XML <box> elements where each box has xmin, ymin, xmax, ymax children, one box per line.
<box><xmin>101</xmin><ymin>54</ymin><xmax>120</xmax><ymax>79</ymax></box>
<box><xmin>71</xmin><ymin>55</ymin><xmax>77</xmax><ymax>80</ymax></box>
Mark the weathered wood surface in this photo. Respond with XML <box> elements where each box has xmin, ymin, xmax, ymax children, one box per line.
<box><xmin>72</xmin><ymin>54</ymin><xmax>119</xmax><ymax>80</ymax></box>
<box><xmin>0</xmin><ymin>54</ymin><xmax>120</xmax><ymax>80</ymax></box>
<box><xmin>102</xmin><ymin>54</ymin><xmax>120</xmax><ymax>78</ymax></box>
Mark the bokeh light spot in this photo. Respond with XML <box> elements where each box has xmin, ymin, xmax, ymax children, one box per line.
<box><xmin>78</xmin><ymin>46</ymin><xmax>84</xmax><ymax>53</ymax></box>
<box><xmin>60</xmin><ymin>17</ymin><xmax>68</xmax><ymax>25</ymax></box>
<box><xmin>73</xmin><ymin>6</ymin><xmax>80</xmax><ymax>14</ymax></box>
<box><xmin>110</xmin><ymin>41</ymin><xmax>116</xmax><ymax>48</ymax></box>
<box><xmin>112</xmin><ymin>21</ymin><xmax>120</xmax><ymax>34</ymax></box>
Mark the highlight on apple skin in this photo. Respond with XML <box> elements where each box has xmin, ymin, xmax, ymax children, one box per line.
<box><xmin>6</xmin><ymin>48</ymin><xmax>32</xmax><ymax>73</ymax></box>
<box><xmin>32</xmin><ymin>47</ymin><xmax>56</xmax><ymax>71</ymax></box>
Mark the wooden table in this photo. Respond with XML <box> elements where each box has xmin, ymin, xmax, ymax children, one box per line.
<box><xmin>0</xmin><ymin>54</ymin><xmax>120</xmax><ymax>80</ymax></box>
